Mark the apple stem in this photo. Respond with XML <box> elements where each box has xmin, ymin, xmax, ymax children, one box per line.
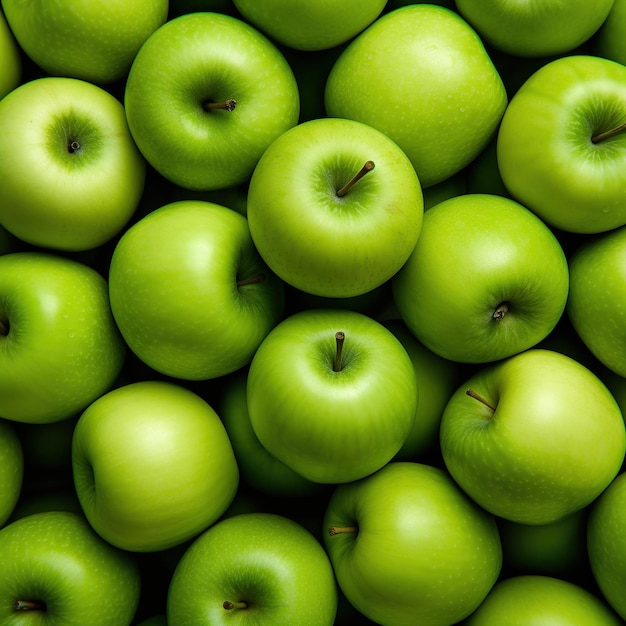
<box><xmin>333</xmin><ymin>331</ymin><xmax>345</xmax><ymax>372</ymax></box>
<box><xmin>592</xmin><ymin>122</ymin><xmax>626</xmax><ymax>144</ymax></box>
<box><xmin>466</xmin><ymin>388</ymin><xmax>496</xmax><ymax>412</ymax></box>
<box><xmin>336</xmin><ymin>160</ymin><xmax>375</xmax><ymax>197</ymax></box>
<box><xmin>14</xmin><ymin>600</ymin><xmax>46</xmax><ymax>611</ymax></box>
<box><xmin>328</xmin><ymin>525</ymin><xmax>358</xmax><ymax>536</ymax></box>
<box><xmin>237</xmin><ymin>273</ymin><xmax>265</xmax><ymax>288</ymax></box>
<box><xmin>223</xmin><ymin>600</ymin><xmax>248</xmax><ymax>610</ymax></box>
<box><xmin>204</xmin><ymin>99</ymin><xmax>237</xmax><ymax>112</ymax></box>
<box><xmin>492</xmin><ymin>302</ymin><xmax>509</xmax><ymax>321</ymax></box>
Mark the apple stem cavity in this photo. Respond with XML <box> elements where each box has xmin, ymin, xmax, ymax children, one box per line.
<box><xmin>223</xmin><ymin>600</ymin><xmax>248</xmax><ymax>610</ymax></box>
<box><xmin>203</xmin><ymin>98</ymin><xmax>237</xmax><ymax>112</ymax></box>
<box><xmin>14</xmin><ymin>600</ymin><xmax>46</xmax><ymax>612</ymax></box>
<box><xmin>466</xmin><ymin>388</ymin><xmax>496</xmax><ymax>412</ymax></box>
<box><xmin>336</xmin><ymin>160</ymin><xmax>375</xmax><ymax>197</ymax></box>
<box><xmin>592</xmin><ymin>122</ymin><xmax>626</xmax><ymax>144</ymax></box>
<box><xmin>492</xmin><ymin>302</ymin><xmax>509</xmax><ymax>321</ymax></box>
<box><xmin>236</xmin><ymin>273</ymin><xmax>265</xmax><ymax>288</ymax></box>
<box><xmin>328</xmin><ymin>525</ymin><xmax>358</xmax><ymax>536</ymax></box>
<box><xmin>333</xmin><ymin>331</ymin><xmax>345</xmax><ymax>372</ymax></box>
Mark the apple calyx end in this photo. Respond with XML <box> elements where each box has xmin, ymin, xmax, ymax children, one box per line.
<box><xmin>328</xmin><ymin>525</ymin><xmax>358</xmax><ymax>536</ymax></box>
<box><xmin>333</xmin><ymin>331</ymin><xmax>346</xmax><ymax>372</ymax></box>
<box><xmin>223</xmin><ymin>600</ymin><xmax>248</xmax><ymax>611</ymax></box>
<box><xmin>336</xmin><ymin>160</ymin><xmax>375</xmax><ymax>197</ymax></box>
<box><xmin>466</xmin><ymin>388</ymin><xmax>496</xmax><ymax>413</ymax></box>
<box><xmin>204</xmin><ymin>98</ymin><xmax>237</xmax><ymax>112</ymax></box>
<box><xmin>492</xmin><ymin>302</ymin><xmax>509</xmax><ymax>321</ymax></box>
<box><xmin>14</xmin><ymin>600</ymin><xmax>46</xmax><ymax>612</ymax></box>
<box><xmin>67</xmin><ymin>139</ymin><xmax>81</xmax><ymax>154</ymax></box>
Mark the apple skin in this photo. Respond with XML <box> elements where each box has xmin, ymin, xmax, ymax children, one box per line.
<box><xmin>323</xmin><ymin>462</ymin><xmax>502</xmax><ymax>626</ymax></box>
<box><xmin>594</xmin><ymin>0</ymin><xmax>626</xmax><ymax>65</ymax></box>
<box><xmin>587</xmin><ymin>471</ymin><xmax>626</xmax><ymax>620</ymax></box>
<box><xmin>440</xmin><ymin>349</ymin><xmax>626</xmax><ymax>525</ymax></box>
<box><xmin>108</xmin><ymin>200</ymin><xmax>285</xmax><ymax>381</ymax></box>
<box><xmin>497</xmin><ymin>54</ymin><xmax>626</xmax><ymax>234</ymax></box>
<box><xmin>324</xmin><ymin>4</ymin><xmax>507</xmax><ymax>188</ymax></box>
<box><xmin>72</xmin><ymin>380</ymin><xmax>239</xmax><ymax>552</ymax></box>
<box><xmin>0</xmin><ymin>252</ymin><xmax>126</xmax><ymax>425</ymax></box>
<box><xmin>124</xmin><ymin>11</ymin><xmax>300</xmax><ymax>191</ymax></box>
<box><xmin>246</xmin><ymin>308</ymin><xmax>418</xmax><ymax>484</ymax></box>
<box><xmin>0</xmin><ymin>510</ymin><xmax>141</xmax><ymax>626</ymax></box>
<box><xmin>455</xmin><ymin>0</ymin><xmax>614</xmax><ymax>58</ymax></box>
<box><xmin>167</xmin><ymin>512</ymin><xmax>338</xmax><ymax>625</ymax></box>
<box><xmin>0</xmin><ymin>76</ymin><xmax>146</xmax><ymax>252</ymax></box>
<box><xmin>247</xmin><ymin>117</ymin><xmax>424</xmax><ymax>298</ymax></box>
<box><xmin>0</xmin><ymin>418</ymin><xmax>22</xmax><ymax>527</ymax></box>
<box><xmin>392</xmin><ymin>193</ymin><xmax>569</xmax><ymax>364</ymax></box>
<box><xmin>0</xmin><ymin>8</ymin><xmax>20</xmax><ymax>99</ymax></box>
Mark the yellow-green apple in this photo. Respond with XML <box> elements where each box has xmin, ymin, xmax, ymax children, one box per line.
<box><xmin>0</xmin><ymin>418</ymin><xmax>22</xmax><ymax>527</ymax></box>
<box><xmin>0</xmin><ymin>8</ymin><xmax>20</xmax><ymax>99</ymax></box>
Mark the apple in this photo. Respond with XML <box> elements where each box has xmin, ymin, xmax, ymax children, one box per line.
<box><xmin>0</xmin><ymin>7</ymin><xmax>20</xmax><ymax>99</ymax></box>
<box><xmin>392</xmin><ymin>193</ymin><xmax>569</xmax><ymax>364</ymax></box>
<box><xmin>0</xmin><ymin>510</ymin><xmax>141</xmax><ymax>626</ymax></box>
<box><xmin>232</xmin><ymin>0</ymin><xmax>386</xmax><ymax>50</ymax></box>
<box><xmin>587</xmin><ymin>471</ymin><xmax>626</xmax><ymax>620</ymax></box>
<box><xmin>0</xmin><ymin>251</ymin><xmax>126</xmax><ymax>424</ymax></box>
<box><xmin>246</xmin><ymin>308</ymin><xmax>417</xmax><ymax>484</ymax></box>
<box><xmin>455</xmin><ymin>0</ymin><xmax>614</xmax><ymax>58</ymax></box>
<box><xmin>497</xmin><ymin>54</ymin><xmax>626</xmax><ymax>234</ymax></box>
<box><xmin>324</xmin><ymin>4</ymin><xmax>507</xmax><ymax>188</ymax></box>
<box><xmin>0</xmin><ymin>76</ymin><xmax>146</xmax><ymax>252</ymax></box>
<box><xmin>108</xmin><ymin>200</ymin><xmax>285</xmax><ymax>381</ymax></box>
<box><xmin>0</xmin><ymin>418</ymin><xmax>22</xmax><ymax>527</ymax></box>
<box><xmin>464</xmin><ymin>575</ymin><xmax>623</xmax><ymax>625</ymax></box>
<box><xmin>247</xmin><ymin>116</ymin><xmax>424</xmax><ymax>298</ymax></box>
<box><xmin>594</xmin><ymin>0</ymin><xmax>626</xmax><ymax>65</ymax></box>
<box><xmin>323</xmin><ymin>462</ymin><xmax>502</xmax><ymax>626</ymax></box>
<box><xmin>167</xmin><ymin>512</ymin><xmax>338</xmax><ymax>625</ymax></box>
<box><xmin>124</xmin><ymin>11</ymin><xmax>300</xmax><ymax>191</ymax></box>
<box><xmin>440</xmin><ymin>348</ymin><xmax>626</xmax><ymax>525</ymax></box>
<box><xmin>72</xmin><ymin>380</ymin><xmax>239</xmax><ymax>552</ymax></box>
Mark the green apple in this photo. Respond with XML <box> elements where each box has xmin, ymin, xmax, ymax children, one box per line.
<box><xmin>323</xmin><ymin>462</ymin><xmax>502</xmax><ymax>626</ymax></box>
<box><xmin>232</xmin><ymin>0</ymin><xmax>386</xmax><ymax>50</ymax></box>
<box><xmin>392</xmin><ymin>194</ymin><xmax>569</xmax><ymax>364</ymax></box>
<box><xmin>324</xmin><ymin>4</ymin><xmax>507</xmax><ymax>188</ymax></box>
<box><xmin>167</xmin><ymin>512</ymin><xmax>338</xmax><ymax>625</ymax></box>
<box><xmin>464</xmin><ymin>575</ymin><xmax>623</xmax><ymax>625</ymax></box>
<box><xmin>0</xmin><ymin>510</ymin><xmax>141</xmax><ymax>626</ymax></box>
<box><xmin>124</xmin><ymin>11</ymin><xmax>300</xmax><ymax>191</ymax></box>
<box><xmin>247</xmin><ymin>117</ymin><xmax>423</xmax><ymax>298</ymax></box>
<box><xmin>1</xmin><ymin>0</ymin><xmax>168</xmax><ymax>84</ymax></box>
<box><xmin>497</xmin><ymin>54</ymin><xmax>626</xmax><ymax>234</ymax></box>
<box><xmin>455</xmin><ymin>0</ymin><xmax>614</xmax><ymax>58</ymax></box>
<box><xmin>72</xmin><ymin>380</ymin><xmax>239</xmax><ymax>552</ymax></box>
<box><xmin>0</xmin><ymin>7</ymin><xmax>20</xmax><ymax>99</ymax></box>
<box><xmin>587</xmin><ymin>471</ymin><xmax>626</xmax><ymax>620</ymax></box>
<box><xmin>108</xmin><ymin>200</ymin><xmax>285</xmax><ymax>381</ymax></box>
<box><xmin>440</xmin><ymin>349</ymin><xmax>626</xmax><ymax>525</ymax></box>
<box><xmin>0</xmin><ymin>418</ymin><xmax>22</xmax><ymax>527</ymax></box>
<box><xmin>594</xmin><ymin>0</ymin><xmax>626</xmax><ymax>65</ymax></box>
<box><xmin>247</xmin><ymin>308</ymin><xmax>417</xmax><ymax>484</ymax></box>
<box><xmin>0</xmin><ymin>76</ymin><xmax>146</xmax><ymax>252</ymax></box>
<box><xmin>567</xmin><ymin>225</ymin><xmax>626</xmax><ymax>377</ymax></box>
<box><xmin>0</xmin><ymin>252</ymin><xmax>126</xmax><ymax>424</ymax></box>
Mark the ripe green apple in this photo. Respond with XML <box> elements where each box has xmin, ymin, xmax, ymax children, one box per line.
<box><xmin>108</xmin><ymin>200</ymin><xmax>284</xmax><ymax>381</ymax></box>
<box><xmin>465</xmin><ymin>575</ymin><xmax>623</xmax><ymax>625</ymax></box>
<box><xmin>247</xmin><ymin>117</ymin><xmax>423</xmax><ymax>298</ymax></box>
<box><xmin>455</xmin><ymin>0</ymin><xmax>614</xmax><ymax>58</ymax></box>
<box><xmin>0</xmin><ymin>511</ymin><xmax>141</xmax><ymax>626</ymax></box>
<box><xmin>392</xmin><ymin>193</ymin><xmax>569</xmax><ymax>364</ymax></box>
<box><xmin>247</xmin><ymin>308</ymin><xmax>417</xmax><ymax>484</ymax></box>
<box><xmin>324</xmin><ymin>4</ymin><xmax>507</xmax><ymax>188</ymax></box>
<box><xmin>587</xmin><ymin>471</ymin><xmax>626</xmax><ymax>620</ymax></box>
<box><xmin>0</xmin><ymin>252</ymin><xmax>126</xmax><ymax>424</ymax></box>
<box><xmin>594</xmin><ymin>0</ymin><xmax>626</xmax><ymax>65</ymax></box>
<box><xmin>0</xmin><ymin>76</ymin><xmax>146</xmax><ymax>252</ymax></box>
<box><xmin>497</xmin><ymin>54</ymin><xmax>626</xmax><ymax>234</ymax></box>
<box><xmin>167</xmin><ymin>512</ymin><xmax>338</xmax><ymax>625</ymax></box>
<box><xmin>567</xmin><ymin>225</ymin><xmax>626</xmax><ymax>377</ymax></box>
<box><xmin>232</xmin><ymin>0</ymin><xmax>386</xmax><ymax>50</ymax></box>
<box><xmin>124</xmin><ymin>11</ymin><xmax>300</xmax><ymax>191</ymax></box>
<box><xmin>323</xmin><ymin>462</ymin><xmax>502</xmax><ymax>626</ymax></box>
<box><xmin>0</xmin><ymin>8</ymin><xmax>20</xmax><ymax>99</ymax></box>
<box><xmin>0</xmin><ymin>418</ymin><xmax>22</xmax><ymax>527</ymax></box>
<box><xmin>72</xmin><ymin>380</ymin><xmax>239</xmax><ymax>552</ymax></box>
<box><xmin>440</xmin><ymin>349</ymin><xmax>626</xmax><ymax>525</ymax></box>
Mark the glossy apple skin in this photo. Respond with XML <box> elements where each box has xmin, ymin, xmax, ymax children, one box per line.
<box><xmin>72</xmin><ymin>381</ymin><xmax>239</xmax><ymax>552</ymax></box>
<box><xmin>247</xmin><ymin>117</ymin><xmax>423</xmax><ymax>298</ymax></box>
<box><xmin>124</xmin><ymin>12</ymin><xmax>300</xmax><ymax>191</ymax></box>
<box><xmin>497</xmin><ymin>55</ymin><xmax>626</xmax><ymax>234</ymax></box>
<box><xmin>323</xmin><ymin>462</ymin><xmax>502</xmax><ymax>626</ymax></box>
<box><xmin>0</xmin><ymin>419</ymin><xmax>22</xmax><ymax>527</ymax></box>
<box><xmin>392</xmin><ymin>193</ymin><xmax>569</xmax><ymax>364</ymax></box>
<box><xmin>441</xmin><ymin>349</ymin><xmax>626</xmax><ymax>525</ymax></box>
<box><xmin>465</xmin><ymin>575</ymin><xmax>624</xmax><ymax>626</ymax></box>
<box><xmin>109</xmin><ymin>200</ymin><xmax>284</xmax><ymax>381</ymax></box>
<box><xmin>0</xmin><ymin>252</ymin><xmax>126</xmax><ymax>424</ymax></box>
<box><xmin>588</xmin><ymin>472</ymin><xmax>626</xmax><ymax>620</ymax></box>
<box><xmin>0</xmin><ymin>9</ymin><xmax>20</xmax><ymax>99</ymax></box>
<box><xmin>0</xmin><ymin>76</ymin><xmax>146</xmax><ymax>252</ymax></box>
<box><xmin>0</xmin><ymin>511</ymin><xmax>141</xmax><ymax>626</ymax></box>
<box><xmin>167</xmin><ymin>512</ymin><xmax>338</xmax><ymax>625</ymax></box>
<box><xmin>325</xmin><ymin>4</ymin><xmax>507</xmax><ymax>188</ymax></box>
<box><xmin>247</xmin><ymin>309</ymin><xmax>417</xmax><ymax>484</ymax></box>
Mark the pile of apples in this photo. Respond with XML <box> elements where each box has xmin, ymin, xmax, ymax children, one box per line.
<box><xmin>2</xmin><ymin>0</ymin><xmax>626</xmax><ymax>624</ymax></box>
